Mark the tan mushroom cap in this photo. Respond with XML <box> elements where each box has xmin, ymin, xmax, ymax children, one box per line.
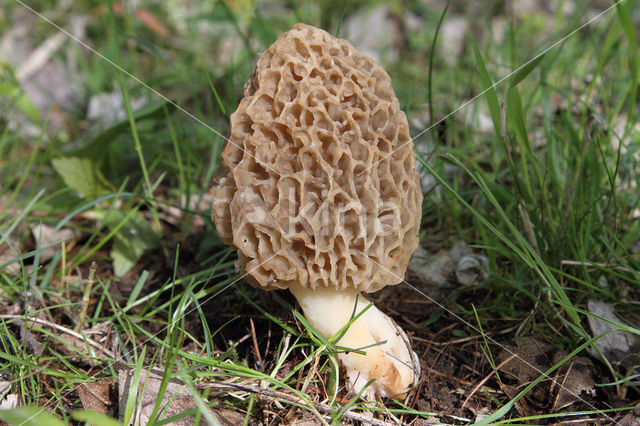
<box><xmin>211</xmin><ymin>23</ymin><xmax>422</xmax><ymax>293</ymax></box>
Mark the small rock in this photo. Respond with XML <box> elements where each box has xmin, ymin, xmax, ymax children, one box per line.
<box><xmin>438</xmin><ymin>15</ymin><xmax>468</xmax><ymax>66</ymax></box>
<box><xmin>410</xmin><ymin>241</ymin><xmax>489</xmax><ymax>288</ymax></box>
<box><xmin>343</xmin><ymin>4</ymin><xmax>399</xmax><ymax>63</ymax></box>
<box><xmin>0</xmin><ymin>394</ymin><xmax>18</xmax><ymax>410</ymax></box>
<box><xmin>450</xmin><ymin>241</ymin><xmax>489</xmax><ymax>286</ymax></box>
<box><xmin>87</xmin><ymin>91</ymin><xmax>148</xmax><ymax>127</ymax></box>
<box><xmin>587</xmin><ymin>300</ymin><xmax>640</xmax><ymax>368</ymax></box>
<box><xmin>409</xmin><ymin>245</ymin><xmax>454</xmax><ymax>288</ymax></box>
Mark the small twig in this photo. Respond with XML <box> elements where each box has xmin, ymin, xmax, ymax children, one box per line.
<box><xmin>0</xmin><ymin>314</ymin><xmax>116</xmax><ymax>359</ymax></box>
<box><xmin>61</xmin><ymin>240</ymin><xmax>69</xmax><ymax>301</ymax></box>
<box><xmin>202</xmin><ymin>382</ymin><xmax>394</xmax><ymax>426</ymax></box>
<box><xmin>560</xmin><ymin>259</ymin><xmax>631</xmax><ymax>273</ymax></box>
<box><xmin>462</xmin><ymin>353</ymin><xmax>518</xmax><ymax>409</ymax></box>
<box><xmin>412</xmin><ymin>324</ymin><xmax>520</xmax><ymax>346</ymax></box>
<box><xmin>74</xmin><ymin>261</ymin><xmax>97</xmax><ymax>332</ymax></box>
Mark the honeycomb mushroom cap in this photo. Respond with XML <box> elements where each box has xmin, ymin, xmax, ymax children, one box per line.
<box><xmin>211</xmin><ymin>23</ymin><xmax>422</xmax><ymax>292</ymax></box>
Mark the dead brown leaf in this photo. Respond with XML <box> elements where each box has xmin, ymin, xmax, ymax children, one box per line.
<box><xmin>118</xmin><ymin>369</ymin><xmax>196</xmax><ymax>426</ymax></box>
<box><xmin>31</xmin><ymin>223</ymin><xmax>81</xmax><ymax>261</ymax></box>
<box><xmin>498</xmin><ymin>336</ymin><xmax>595</xmax><ymax>412</ymax></box>
<box><xmin>117</xmin><ymin>368</ymin><xmax>244</xmax><ymax>425</ymax></box>
<box><xmin>618</xmin><ymin>409</ymin><xmax>640</xmax><ymax>426</ymax></box>
<box><xmin>92</xmin><ymin>3</ymin><xmax>170</xmax><ymax>37</ymax></box>
<box><xmin>78</xmin><ymin>379</ymin><xmax>113</xmax><ymax>414</ymax></box>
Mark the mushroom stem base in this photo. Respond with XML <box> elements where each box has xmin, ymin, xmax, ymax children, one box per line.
<box><xmin>289</xmin><ymin>285</ymin><xmax>420</xmax><ymax>400</ymax></box>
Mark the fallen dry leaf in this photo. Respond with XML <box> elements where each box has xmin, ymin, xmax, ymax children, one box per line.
<box><xmin>13</xmin><ymin>316</ymin><xmax>44</xmax><ymax>355</ymax></box>
<box><xmin>134</xmin><ymin>9</ymin><xmax>170</xmax><ymax>37</ymax></box>
<box><xmin>552</xmin><ymin>360</ymin><xmax>597</xmax><ymax>411</ymax></box>
<box><xmin>86</xmin><ymin>91</ymin><xmax>148</xmax><ymax>127</ymax></box>
<box><xmin>211</xmin><ymin>409</ymin><xmax>246</xmax><ymax>426</ymax></box>
<box><xmin>55</xmin><ymin>323</ymin><xmax>112</xmax><ymax>366</ymax></box>
<box><xmin>0</xmin><ymin>248</ymin><xmax>21</xmax><ymax>275</ymax></box>
<box><xmin>92</xmin><ymin>3</ymin><xmax>170</xmax><ymax>37</ymax></box>
<box><xmin>0</xmin><ymin>202</ymin><xmax>28</xmax><ymax>275</ymax></box>
<box><xmin>79</xmin><ymin>379</ymin><xmax>113</xmax><ymax>414</ymax></box>
<box><xmin>618</xmin><ymin>409</ymin><xmax>640</xmax><ymax>426</ymax></box>
<box><xmin>499</xmin><ymin>336</ymin><xmax>595</xmax><ymax>412</ymax></box>
<box><xmin>118</xmin><ymin>369</ymin><xmax>196</xmax><ymax>426</ymax></box>
<box><xmin>118</xmin><ymin>368</ymin><xmax>245</xmax><ymax>425</ymax></box>
<box><xmin>31</xmin><ymin>223</ymin><xmax>81</xmax><ymax>261</ymax></box>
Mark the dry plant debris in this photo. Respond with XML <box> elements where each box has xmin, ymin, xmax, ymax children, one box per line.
<box><xmin>498</xmin><ymin>336</ymin><xmax>596</xmax><ymax>414</ymax></box>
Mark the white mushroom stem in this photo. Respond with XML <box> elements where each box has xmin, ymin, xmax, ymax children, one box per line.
<box><xmin>289</xmin><ymin>284</ymin><xmax>420</xmax><ymax>400</ymax></box>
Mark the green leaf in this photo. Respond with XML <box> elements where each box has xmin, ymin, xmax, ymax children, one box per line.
<box><xmin>327</xmin><ymin>355</ymin><xmax>340</xmax><ymax>404</ymax></box>
<box><xmin>71</xmin><ymin>410</ymin><xmax>122</xmax><ymax>426</ymax></box>
<box><xmin>94</xmin><ymin>209</ymin><xmax>160</xmax><ymax>277</ymax></box>
<box><xmin>111</xmin><ymin>242</ymin><xmax>137</xmax><ymax>277</ymax></box>
<box><xmin>51</xmin><ymin>157</ymin><xmax>115</xmax><ymax>200</ymax></box>
<box><xmin>0</xmin><ymin>82</ymin><xmax>41</xmax><ymax>123</ymax></box>
<box><xmin>0</xmin><ymin>406</ymin><xmax>66</xmax><ymax>426</ymax></box>
<box><xmin>0</xmin><ymin>63</ymin><xmax>41</xmax><ymax>123</ymax></box>
<box><xmin>125</xmin><ymin>270</ymin><xmax>149</xmax><ymax>309</ymax></box>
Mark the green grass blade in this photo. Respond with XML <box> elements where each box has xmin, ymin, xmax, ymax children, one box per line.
<box><xmin>616</xmin><ymin>1</ymin><xmax>639</xmax><ymax>136</ymax></box>
<box><xmin>508</xmin><ymin>54</ymin><xmax>545</xmax><ymax>89</ymax></box>
<box><xmin>0</xmin><ymin>406</ymin><xmax>66</xmax><ymax>426</ymax></box>
<box><xmin>476</xmin><ymin>335</ymin><xmax>607</xmax><ymax>424</ymax></box>
<box><xmin>123</xmin><ymin>345</ymin><xmax>146</xmax><ymax>426</ymax></box>
<box><xmin>72</xmin><ymin>410</ymin><xmax>122</xmax><ymax>426</ymax></box>
<box><xmin>177</xmin><ymin>368</ymin><xmax>222</xmax><ymax>426</ymax></box>
<box><xmin>427</xmin><ymin>1</ymin><xmax>449</xmax><ymax>128</ymax></box>
<box><xmin>471</xmin><ymin>36</ymin><xmax>501</xmax><ymax>139</ymax></box>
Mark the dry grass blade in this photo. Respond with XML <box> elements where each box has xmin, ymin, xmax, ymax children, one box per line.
<box><xmin>0</xmin><ymin>315</ymin><xmax>117</xmax><ymax>359</ymax></box>
<box><xmin>462</xmin><ymin>353</ymin><xmax>518</xmax><ymax>409</ymax></box>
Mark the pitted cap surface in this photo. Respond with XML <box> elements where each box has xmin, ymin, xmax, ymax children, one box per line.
<box><xmin>211</xmin><ymin>23</ymin><xmax>422</xmax><ymax>292</ymax></box>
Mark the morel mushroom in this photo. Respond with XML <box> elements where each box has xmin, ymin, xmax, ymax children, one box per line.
<box><xmin>211</xmin><ymin>23</ymin><xmax>422</xmax><ymax>399</ymax></box>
